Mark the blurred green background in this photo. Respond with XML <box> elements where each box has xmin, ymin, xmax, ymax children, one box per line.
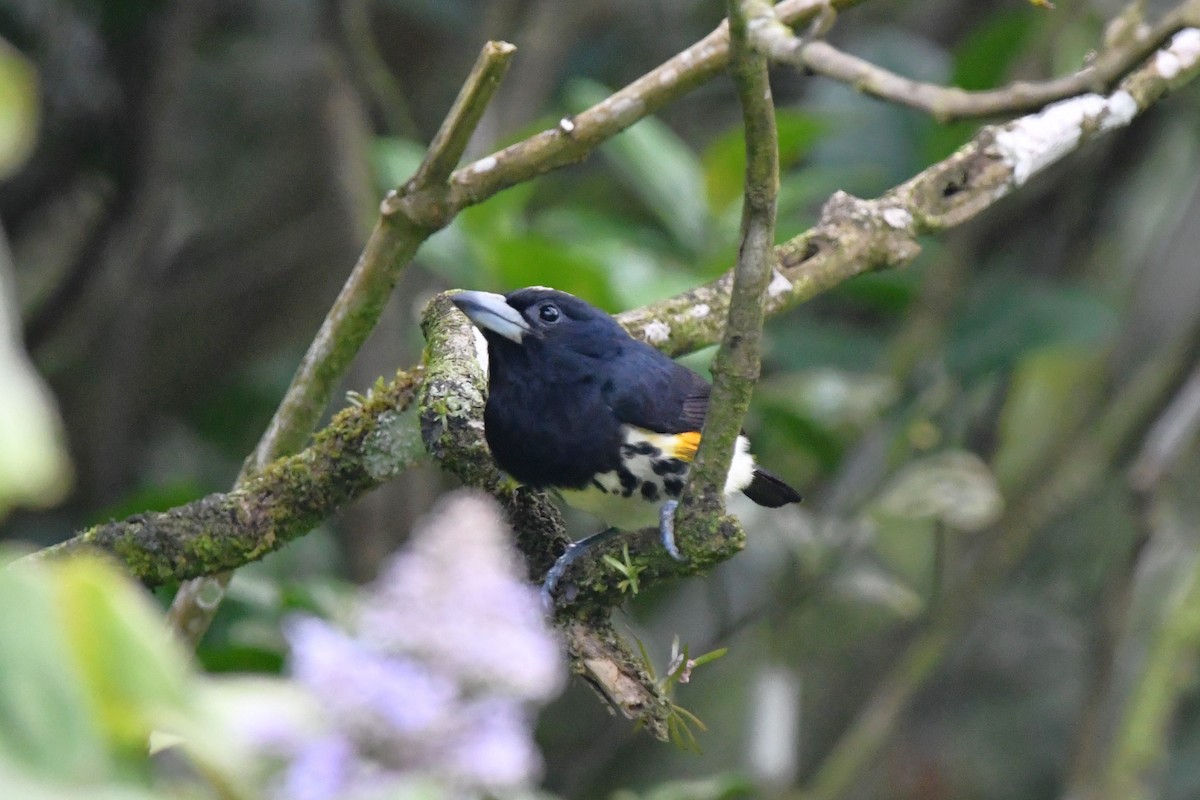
<box><xmin>3</xmin><ymin>0</ymin><xmax>1200</xmax><ymax>798</ymax></box>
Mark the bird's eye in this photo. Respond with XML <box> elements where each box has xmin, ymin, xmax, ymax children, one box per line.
<box><xmin>539</xmin><ymin>304</ymin><xmax>561</xmax><ymax>323</ymax></box>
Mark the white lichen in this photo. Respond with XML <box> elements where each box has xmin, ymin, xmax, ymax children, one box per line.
<box><xmin>470</xmin><ymin>156</ymin><xmax>498</xmax><ymax>174</ymax></box>
<box><xmin>643</xmin><ymin>320</ymin><xmax>671</xmax><ymax>344</ymax></box>
<box><xmin>992</xmin><ymin>91</ymin><xmax>1138</xmax><ymax>186</ymax></box>
<box><xmin>882</xmin><ymin>206</ymin><xmax>913</xmax><ymax>230</ymax></box>
<box><xmin>1159</xmin><ymin>29</ymin><xmax>1200</xmax><ymax>80</ymax></box>
<box><xmin>471</xmin><ymin>328</ymin><xmax>490</xmax><ymax>375</ymax></box>
<box><xmin>690</xmin><ymin>303</ymin><xmax>710</xmax><ymax>318</ymax></box>
<box><xmin>767</xmin><ymin>269</ymin><xmax>792</xmax><ymax>299</ymax></box>
<box><xmin>610</xmin><ymin>95</ymin><xmax>646</xmax><ymax>119</ymax></box>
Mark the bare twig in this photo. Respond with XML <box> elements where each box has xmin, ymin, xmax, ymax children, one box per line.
<box><xmin>759</xmin><ymin>0</ymin><xmax>1200</xmax><ymax>122</ymax></box>
<box><xmin>415</xmin><ymin>0</ymin><xmax>864</xmax><ymax>214</ymax></box>
<box><xmin>163</xmin><ymin>41</ymin><xmax>517</xmax><ymax>646</ymax></box>
<box><xmin>409</xmin><ymin>41</ymin><xmax>517</xmax><ymax>191</ymax></box>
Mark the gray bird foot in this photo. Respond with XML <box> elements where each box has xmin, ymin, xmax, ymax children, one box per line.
<box><xmin>540</xmin><ymin>527</ymin><xmax>620</xmax><ymax>613</ymax></box>
<box><xmin>659</xmin><ymin>499</ymin><xmax>686</xmax><ymax>562</ymax></box>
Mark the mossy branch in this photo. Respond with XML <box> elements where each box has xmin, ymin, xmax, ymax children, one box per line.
<box><xmin>27</xmin><ymin>370</ymin><xmax>426</xmax><ymax>582</ymax></box>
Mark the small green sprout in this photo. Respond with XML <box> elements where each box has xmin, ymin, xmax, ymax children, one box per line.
<box><xmin>633</xmin><ymin>634</ymin><xmax>729</xmax><ymax>752</ymax></box>
<box><xmin>603</xmin><ymin>544</ymin><xmax>645</xmax><ymax>595</ymax></box>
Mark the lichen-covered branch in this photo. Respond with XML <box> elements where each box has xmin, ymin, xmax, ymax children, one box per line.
<box><xmin>617</xmin><ymin>24</ymin><xmax>1200</xmax><ymax>356</ymax></box>
<box><xmin>674</xmin><ymin>0</ymin><xmax>780</xmax><ymax>559</ymax></box>
<box><xmin>28</xmin><ymin>370</ymin><xmax>425</xmax><ymax>583</ymax></box>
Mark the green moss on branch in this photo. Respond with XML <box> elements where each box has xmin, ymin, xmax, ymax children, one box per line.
<box><xmin>28</xmin><ymin>369</ymin><xmax>426</xmax><ymax>584</ymax></box>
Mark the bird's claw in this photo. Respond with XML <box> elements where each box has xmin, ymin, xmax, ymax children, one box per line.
<box><xmin>659</xmin><ymin>499</ymin><xmax>685</xmax><ymax>562</ymax></box>
<box><xmin>540</xmin><ymin>528</ymin><xmax>621</xmax><ymax>614</ymax></box>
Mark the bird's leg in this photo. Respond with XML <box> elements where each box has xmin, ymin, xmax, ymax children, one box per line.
<box><xmin>541</xmin><ymin>527</ymin><xmax>621</xmax><ymax>612</ymax></box>
<box><xmin>659</xmin><ymin>499</ymin><xmax>686</xmax><ymax>562</ymax></box>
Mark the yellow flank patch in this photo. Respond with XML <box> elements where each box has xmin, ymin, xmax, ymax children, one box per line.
<box><xmin>671</xmin><ymin>431</ymin><xmax>702</xmax><ymax>461</ymax></box>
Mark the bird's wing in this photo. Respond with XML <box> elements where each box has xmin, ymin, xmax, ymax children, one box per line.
<box><xmin>606</xmin><ymin>343</ymin><xmax>710</xmax><ymax>434</ymax></box>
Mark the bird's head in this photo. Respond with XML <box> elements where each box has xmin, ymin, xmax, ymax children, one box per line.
<box><xmin>450</xmin><ymin>287</ymin><xmax>629</xmax><ymax>365</ymax></box>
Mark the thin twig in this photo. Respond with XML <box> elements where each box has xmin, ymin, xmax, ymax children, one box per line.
<box><xmin>674</xmin><ymin>0</ymin><xmax>780</xmax><ymax>555</ymax></box>
<box><xmin>163</xmin><ymin>41</ymin><xmax>518</xmax><ymax>646</ymax></box>
<box><xmin>409</xmin><ymin>41</ymin><xmax>517</xmax><ymax>190</ymax></box>
<box><xmin>760</xmin><ymin>0</ymin><xmax>1200</xmax><ymax>122</ymax></box>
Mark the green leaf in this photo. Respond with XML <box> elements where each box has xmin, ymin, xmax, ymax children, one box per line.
<box><xmin>0</xmin><ymin>355</ymin><xmax>72</xmax><ymax>518</ymax></box>
<box><xmin>874</xmin><ymin>450</ymin><xmax>1003</xmax><ymax>532</ymax></box>
<box><xmin>0</xmin><ymin>39</ymin><xmax>38</xmax><ymax>179</ymax></box>
<box><xmin>703</xmin><ymin>110</ymin><xmax>826</xmax><ymax>211</ymax></box>
<box><xmin>54</xmin><ymin>558</ymin><xmax>192</xmax><ymax>754</ymax></box>
<box><xmin>992</xmin><ymin>345</ymin><xmax>1103</xmax><ymax>492</ymax></box>
<box><xmin>483</xmin><ymin>234</ymin><xmax>621</xmax><ymax>311</ymax></box>
<box><xmin>946</xmin><ymin>279</ymin><xmax>1116</xmax><ymax>380</ymax></box>
<box><xmin>565</xmin><ymin>79</ymin><xmax>710</xmax><ymax>253</ymax></box>
<box><xmin>689</xmin><ymin>648</ymin><xmax>728</xmax><ymax>668</ymax></box>
<box><xmin>0</xmin><ymin>561</ymin><xmax>112</xmax><ymax>780</ymax></box>
<box><xmin>0</xmin><ymin>757</ymin><xmax>161</xmax><ymax>800</ymax></box>
<box><xmin>832</xmin><ymin>565</ymin><xmax>925</xmax><ymax>620</ymax></box>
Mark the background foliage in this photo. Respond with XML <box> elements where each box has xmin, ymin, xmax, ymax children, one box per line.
<box><xmin>3</xmin><ymin>0</ymin><xmax>1200</xmax><ymax>798</ymax></box>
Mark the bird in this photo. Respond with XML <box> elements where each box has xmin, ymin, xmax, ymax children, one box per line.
<box><xmin>450</xmin><ymin>286</ymin><xmax>801</xmax><ymax>605</ymax></box>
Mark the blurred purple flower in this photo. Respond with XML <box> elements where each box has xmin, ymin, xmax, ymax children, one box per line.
<box><xmin>268</xmin><ymin>490</ymin><xmax>564</xmax><ymax>797</ymax></box>
<box><xmin>359</xmin><ymin>492</ymin><xmax>564</xmax><ymax>701</ymax></box>
<box><xmin>441</xmin><ymin>698</ymin><xmax>543</xmax><ymax>791</ymax></box>
<box><xmin>285</xmin><ymin>616</ymin><xmax>456</xmax><ymax>736</ymax></box>
<box><xmin>278</xmin><ymin>734</ymin><xmax>354</xmax><ymax>800</ymax></box>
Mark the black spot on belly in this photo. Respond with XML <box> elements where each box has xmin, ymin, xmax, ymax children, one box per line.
<box><xmin>641</xmin><ymin>481</ymin><xmax>659</xmax><ymax>501</ymax></box>
<box><xmin>663</xmin><ymin>476</ymin><xmax>684</xmax><ymax>497</ymax></box>
<box><xmin>621</xmin><ymin>441</ymin><xmax>658</xmax><ymax>458</ymax></box>
<box><xmin>652</xmin><ymin>458</ymin><xmax>688</xmax><ymax>476</ymax></box>
<box><xmin>617</xmin><ymin>467</ymin><xmax>639</xmax><ymax>497</ymax></box>
<box><xmin>592</xmin><ymin>478</ymin><xmax>608</xmax><ymax>493</ymax></box>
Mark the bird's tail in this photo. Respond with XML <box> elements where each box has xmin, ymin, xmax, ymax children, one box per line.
<box><xmin>743</xmin><ymin>467</ymin><xmax>802</xmax><ymax>507</ymax></box>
